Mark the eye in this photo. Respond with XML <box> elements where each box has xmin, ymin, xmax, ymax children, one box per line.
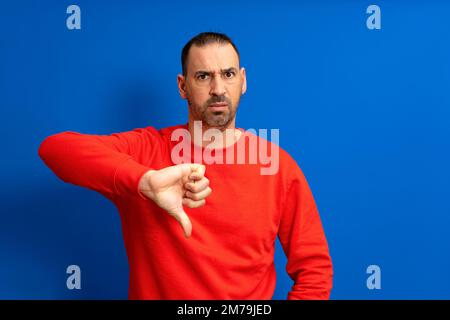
<box><xmin>197</xmin><ymin>74</ymin><xmax>209</xmax><ymax>80</ymax></box>
<box><xmin>224</xmin><ymin>71</ymin><xmax>235</xmax><ymax>79</ymax></box>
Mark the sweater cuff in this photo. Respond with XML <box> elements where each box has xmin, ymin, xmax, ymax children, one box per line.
<box><xmin>113</xmin><ymin>157</ymin><xmax>151</xmax><ymax>198</ymax></box>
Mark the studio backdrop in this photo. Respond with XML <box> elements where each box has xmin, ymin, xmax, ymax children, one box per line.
<box><xmin>0</xmin><ymin>0</ymin><xmax>449</xmax><ymax>299</ymax></box>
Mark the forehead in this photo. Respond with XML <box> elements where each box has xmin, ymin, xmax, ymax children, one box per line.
<box><xmin>187</xmin><ymin>43</ymin><xmax>239</xmax><ymax>73</ymax></box>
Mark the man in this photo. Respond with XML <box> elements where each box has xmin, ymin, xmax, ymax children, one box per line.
<box><xmin>38</xmin><ymin>32</ymin><xmax>333</xmax><ymax>299</ymax></box>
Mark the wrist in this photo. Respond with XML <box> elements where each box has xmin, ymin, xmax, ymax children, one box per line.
<box><xmin>138</xmin><ymin>169</ymin><xmax>157</xmax><ymax>200</ymax></box>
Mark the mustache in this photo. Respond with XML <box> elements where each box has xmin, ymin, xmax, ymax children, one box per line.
<box><xmin>206</xmin><ymin>96</ymin><xmax>231</xmax><ymax>105</ymax></box>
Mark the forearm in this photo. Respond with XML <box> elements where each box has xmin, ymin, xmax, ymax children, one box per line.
<box><xmin>286</xmin><ymin>246</ymin><xmax>333</xmax><ymax>300</ymax></box>
<box><xmin>279</xmin><ymin>168</ymin><xmax>333</xmax><ymax>300</ymax></box>
<box><xmin>38</xmin><ymin>131</ymin><xmax>150</xmax><ymax>198</ymax></box>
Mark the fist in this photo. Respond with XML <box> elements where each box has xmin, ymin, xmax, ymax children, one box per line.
<box><xmin>138</xmin><ymin>163</ymin><xmax>211</xmax><ymax>238</ymax></box>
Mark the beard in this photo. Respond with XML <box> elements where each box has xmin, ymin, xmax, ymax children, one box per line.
<box><xmin>187</xmin><ymin>94</ymin><xmax>238</xmax><ymax>129</ymax></box>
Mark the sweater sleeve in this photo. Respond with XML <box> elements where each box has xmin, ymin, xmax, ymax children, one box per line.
<box><xmin>38</xmin><ymin>127</ymin><xmax>159</xmax><ymax>199</ymax></box>
<box><xmin>278</xmin><ymin>165</ymin><xmax>333</xmax><ymax>300</ymax></box>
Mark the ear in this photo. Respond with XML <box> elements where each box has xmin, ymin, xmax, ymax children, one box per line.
<box><xmin>240</xmin><ymin>67</ymin><xmax>247</xmax><ymax>95</ymax></box>
<box><xmin>177</xmin><ymin>74</ymin><xmax>187</xmax><ymax>99</ymax></box>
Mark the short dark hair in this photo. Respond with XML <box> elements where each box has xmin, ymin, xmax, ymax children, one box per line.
<box><xmin>181</xmin><ymin>32</ymin><xmax>240</xmax><ymax>76</ymax></box>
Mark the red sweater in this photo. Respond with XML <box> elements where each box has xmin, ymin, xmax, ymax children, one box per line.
<box><xmin>38</xmin><ymin>123</ymin><xmax>333</xmax><ymax>299</ymax></box>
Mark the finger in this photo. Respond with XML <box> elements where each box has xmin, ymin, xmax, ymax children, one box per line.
<box><xmin>185</xmin><ymin>187</ymin><xmax>212</xmax><ymax>201</ymax></box>
<box><xmin>178</xmin><ymin>164</ymin><xmax>197</xmax><ymax>184</ymax></box>
<box><xmin>189</xmin><ymin>172</ymin><xmax>206</xmax><ymax>183</ymax></box>
<box><xmin>171</xmin><ymin>208</ymin><xmax>192</xmax><ymax>238</ymax></box>
<box><xmin>185</xmin><ymin>177</ymin><xmax>209</xmax><ymax>193</ymax></box>
<box><xmin>189</xmin><ymin>164</ymin><xmax>206</xmax><ymax>181</ymax></box>
<box><xmin>182</xmin><ymin>197</ymin><xmax>206</xmax><ymax>209</ymax></box>
<box><xmin>191</xmin><ymin>164</ymin><xmax>206</xmax><ymax>176</ymax></box>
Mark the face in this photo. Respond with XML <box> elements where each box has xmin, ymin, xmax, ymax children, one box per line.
<box><xmin>177</xmin><ymin>43</ymin><xmax>247</xmax><ymax>129</ymax></box>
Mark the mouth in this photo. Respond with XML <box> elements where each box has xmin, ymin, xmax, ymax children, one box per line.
<box><xmin>208</xmin><ymin>103</ymin><xmax>228</xmax><ymax>111</ymax></box>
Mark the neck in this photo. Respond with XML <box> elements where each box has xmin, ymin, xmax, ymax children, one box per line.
<box><xmin>187</xmin><ymin>115</ymin><xmax>241</xmax><ymax>149</ymax></box>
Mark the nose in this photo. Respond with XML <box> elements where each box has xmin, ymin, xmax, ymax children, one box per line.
<box><xmin>209</xmin><ymin>74</ymin><xmax>226</xmax><ymax>96</ymax></box>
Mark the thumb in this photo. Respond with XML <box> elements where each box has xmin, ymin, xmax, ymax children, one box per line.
<box><xmin>171</xmin><ymin>207</ymin><xmax>192</xmax><ymax>238</ymax></box>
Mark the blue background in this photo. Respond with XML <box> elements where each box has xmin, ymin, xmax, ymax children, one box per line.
<box><xmin>1</xmin><ymin>0</ymin><xmax>449</xmax><ymax>299</ymax></box>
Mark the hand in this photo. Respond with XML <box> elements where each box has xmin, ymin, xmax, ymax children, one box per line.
<box><xmin>138</xmin><ymin>163</ymin><xmax>211</xmax><ymax>238</ymax></box>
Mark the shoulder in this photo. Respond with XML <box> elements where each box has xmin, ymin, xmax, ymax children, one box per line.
<box><xmin>120</xmin><ymin>123</ymin><xmax>186</xmax><ymax>140</ymax></box>
<box><xmin>158</xmin><ymin>123</ymin><xmax>188</xmax><ymax>139</ymax></box>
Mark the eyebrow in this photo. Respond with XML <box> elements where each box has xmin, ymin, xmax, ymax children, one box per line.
<box><xmin>194</xmin><ymin>67</ymin><xmax>238</xmax><ymax>76</ymax></box>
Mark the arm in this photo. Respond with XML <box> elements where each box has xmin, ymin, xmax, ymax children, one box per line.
<box><xmin>278</xmin><ymin>167</ymin><xmax>333</xmax><ymax>300</ymax></box>
<box><xmin>38</xmin><ymin>127</ymin><xmax>212</xmax><ymax>237</ymax></box>
<box><xmin>38</xmin><ymin>128</ymin><xmax>157</xmax><ymax>199</ymax></box>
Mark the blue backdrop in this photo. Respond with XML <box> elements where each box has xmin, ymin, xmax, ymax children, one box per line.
<box><xmin>1</xmin><ymin>0</ymin><xmax>449</xmax><ymax>299</ymax></box>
